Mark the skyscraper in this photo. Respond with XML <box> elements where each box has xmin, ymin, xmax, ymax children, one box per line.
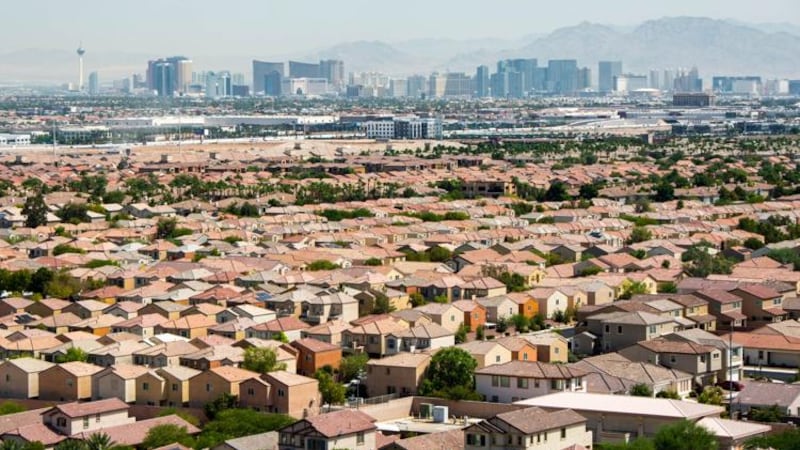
<box><xmin>76</xmin><ymin>43</ymin><xmax>86</xmax><ymax>91</ymax></box>
<box><xmin>171</xmin><ymin>57</ymin><xmax>192</xmax><ymax>94</ymax></box>
<box><xmin>649</xmin><ymin>70</ymin><xmax>661</xmax><ymax>90</ymax></box>
<box><xmin>289</xmin><ymin>61</ymin><xmax>321</xmax><ymax>78</ymax></box>
<box><xmin>598</xmin><ymin>61</ymin><xmax>622</xmax><ymax>93</ymax></box>
<box><xmin>319</xmin><ymin>60</ymin><xmax>345</xmax><ymax>91</ymax></box>
<box><xmin>578</xmin><ymin>67</ymin><xmax>591</xmax><ymax>91</ymax></box>
<box><xmin>206</xmin><ymin>71</ymin><xmax>232</xmax><ymax>98</ymax></box>
<box><xmin>547</xmin><ymin>60</ymin><xmax>579</xmax><ymax>95</ymax></box>
<box><xmin>88</xmin><ymin>71</ymin><xmax>99</xmax><ymax>95</ymax></box>
<box><xmin>152</xmin><ymin>61</ymin><xmax>176</xmax><ymax>97</ymax></box>
<box><xmin>476</xmin><ymin>65</ymin><xmax>490</xmax><ymax>98</ymax></box>
<box><xmin>146</xmin><ymin>57</ymin><xmax>190</xmax><ymax>96</ymax></box>
<box><xmin>252</xmin><ymin>60</ymin><xmax>284</xmax><ymax>95</ymax></box>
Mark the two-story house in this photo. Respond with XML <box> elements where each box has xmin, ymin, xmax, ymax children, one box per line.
<box><xmin>475</xmin><ymin>361</ymin><xmax>587</xmax><ymax>404</ymax></box>
<box><xmin>301</xmin><ymin>292</ymin><xmax>359</xmax><ymax>325</ymax></box>
<box><xmin>278</xmin><ymin>409</ymin><xmax>377</xmax><ymax>450</ymax></box>
<box><xmin>694</xmin><ymin>289</ymin><xmax>747</xmax><ymax>329</ymax></box>
<box><xmin>342</xmin><ymin>317</ymin><xmax>408</xmax><ymax>357</ymax></box>
<box><xmin>42</xmin><ymin>398</ymin><xmax>135</xmax><ymax>436</ymax></box>
<box><xmin>619</xmin><ymin>338</ymin><xmax>723</xmax><ymax>386</ymax></box>
<box><xmin>586</xmin><ymin>311</ymin><xmax>677</xmax><ymax>353</ymax></box>
<box><xmin>385</xmin><ymin>323</ymin><xmax>454</xmax><ymax>355</ymax></box>
<box><xmin>365</xmin><ymin>352</ymin><xmax>431</xmax><ymax>397</ymax></box>
<box><xmin>464</xmin><ymin>407</ymin><xmax>592</xmax><ymax>450</ymax></box>
<box><xmin>731</xmin><ymin>284</ymin><xmax>787</xmax><ymax>324</ymax></box>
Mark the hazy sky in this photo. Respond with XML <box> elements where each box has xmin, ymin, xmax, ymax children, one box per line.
<box><xmin>2</xmin><ymin>0</ymin><xmax>798</xmax><ymax>57</ymax></box>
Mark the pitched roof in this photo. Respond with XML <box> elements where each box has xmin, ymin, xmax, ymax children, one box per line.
<box><xmin>300</xmin><ymin>409</ymin><xmax>376</xmax><ymax>437</ymax></box>
<box><xmin>50</xmin><ymin>398</ymin><xmax>129</xmax><ymax>418</ymax></box>
<box><xmin>475</xmin><ymin>361</ymin><xmax>586</xmax><ymax>379</ymax></box>
<box><xmin>494</xmin><ymin>407</ymin><xmax>585</xmax><ymax>434</ymax></box>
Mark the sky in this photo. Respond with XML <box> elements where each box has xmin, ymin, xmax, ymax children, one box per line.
<box><xmin>2</xmin><ymin>0</ymin><xmax>798</xmax><ymax>57</ymax></box>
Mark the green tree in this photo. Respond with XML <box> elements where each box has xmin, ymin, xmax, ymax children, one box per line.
<box><xmin>45</xmin><ymin>272</ymin><xmax>83</xmax><ymax>299</ymax></box>
<box><xmin>455</xmin><ymin>323</ymin><xmax>469</xmax><ymax>344</ymax></box>
<box><xmin>655</xmin><ymin>389</ymin><xmax>681</xmax><ymax>399</ymax></box>
<box><xmin>338</xmin><ymin>353</ymin><xmax>368</xmax><ymax>383</ymax></box>
<box><xmin>628</xmin><ymin>226</ymin><xmax>653</xmax><ymax>244</ymax></box>
<box><xmin>509</xmin><ymin>314</ymin><xmax>531</xmax><ymax>333</ymax></box>
<box><xmin>697</xmin><ymin>386</ymin><xmax>724</xmax><ymax>406</ymax></box>
<box><xmin>599</xmin><ymin>439</ymin><xmax>655</xmax><ymax>450</ymax></box>
<box><xmin>620</xmin><ymin>281</ymin><xmax>650</xmax><ymax>300</ymax></box>
<box><xmin>142</xmin><ymin>424</ymin><xmax>194</xmax><ymax>449</ymax></box>
<box><xmin>630</xmin><ymin>383</ymin><xmax>653</xmax><ymax>397</ymax></box>
<box><xmin>745</xmin><ymin>428</ymin><xmax>800</xmax><ymax>450</ymax></box>
<box><xmin>409</xmin><ymin>292</ymin><xmax>426</xmax><ymax>307</ymax></box>
<box><xmin>241</xmin><ymin>347</ymin><xmax>286</xmax><ymax>374</ymax></box>
<box><xmin>364</xmin><ymin>258</ymin><xmax>382</xmax><ymax>266</ymax></box>
<box><xmin>56</xmin><ymin>204</ymin><xmax>90</xmax><ymax>224</ymax></box>
<box><xmin>371</xmin><ymin>293</ymin><xmax>396</xmax><ymax>314</ymax></box>
<box><xmin>314</xmin><ymin>370</ymin><xmax>346</xmax><ymax>406</ymax></box>
<box><xmin>579</xmin><ymin>183</ymin><xmax>599</xmax><ymax>200</ymax></box>
<box><xmin>652</xmin><ymin>182</ymin><xmax>675</xmax><ymax>202</ymax></box>
<box><xmin>544</xmin><ymin>181</ymin><xmax>569</xmax><ymax>202</ymax></box>
<box><xmin>204</xmin><ymin>393</ymin><xmax>239</xmax><ymax>420</ymax></box>
<box><xmin>0</xmin><ymin>401</ymin><xmax>26</xmax><ymax>415</ymax></box>
<box><xmin>197</xmin><ymin>409</ymin><xmax>294</xmax><ymax>449</ymax></box>
<box><xmin>419</xmin><ymin>348</ymin><xmax>479</xmax><ymax>400</ymax></box>
<box><xmin>658</xmin><ymin>282</ymin><xmax>678</xmax><ymax>294</ymax></box>
<box><xmin>475</xmin><ymin>325</ymin><xmax>485</xmax><ymax>340</ymax></box>
<box><xmin>54</xmin><ymin>441</ymin><xmax>87</xmax><ymax>450</ymax></box>
<box><xmin>748</xmin><ymin>404</ymin><xmax>784</xmax><ymax>422</ymax></box>
<box><xmin>22</xmin><ymin>192</ymin><xmax>48</xmax><ymax>228</ymax></box>
<box><xmin>652</xmin><ymin>419</ymin><xmax>716</xmax><ymax>450</ymax></box>
<box><xmin>306</xmin><ymin>260</ymin><xmax>340</xmax><ymax>271</ymax></box>
<box><xmin>84</xmin><ymin>433</ymin><xmax>115</xmax><ymax>450</ymax></box>
<box><xmin>428</xmin><ymin>246</ymin><xmax>452</xmax><ymax>262</ymax></box>
<box><xmin>743</xmin><ymin>237</ymin><xmax>765</xmax><ymax>250</ymax></box>
<box><xmin>56</xmin><ymin>347</ymin><xmax>88</xmax><ymax>363</ymax></box>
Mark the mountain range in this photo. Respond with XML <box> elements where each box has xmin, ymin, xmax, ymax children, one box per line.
<box><xmin>1</xmin><ymin>17</ymin><xmax>799</xmax><ymax>85</ymax></box>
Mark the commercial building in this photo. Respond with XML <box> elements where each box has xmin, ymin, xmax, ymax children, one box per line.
<box><xmin>598</xmin><ymin>61</ymin><xmax>623</xmax><ymax>93</ymax></box>
<box><xmin>281</xmin><ymin>78</ymin><xmax>328</xmax><ymax>96</ymax></box>
<box><xmin>712</xmin><ymin>76</ymin><xmax>761</xmax><ymax>94</ymax></box>
<box><xmin>205</xmin><ymin>71</ymin><xmax>232</xmax><ymax>98</ymax></box>
<box><xmin>252</xmin><ymin>60</ymin><xmax>284</xmax><ymax>96</ymax></box>
<box><xmin>547</xmin><ymin>60</ymin><xmax>579</xmax><ymax>95</ymax></box>
<box><xmin>319</xmin><ymin>59</ymin><xmax>345</xmax><ymax>91</ymax></box>
<box><xmin>672</xmin><ymin>93</ymin><xmax>715</xmax><ymax>107</ymax></box>
<box><xmin>476</xmin><ymin>65</ymin><xmax>490</xmax><ymax>98</ymax></box>
<box><xmin>614</xmin><ymin>74</ymin><xmax>649</xmax><ymax>93</ymax></box>
<box><xmin>428</xmin><ymin>72</ymin><xmax>474</xmax><ymax>98</ymax></box>
<box><xmin>364</xmin><ymin>116</ymin><xmax>443</xmax><ymax>140</ymax></box>
<box><xmin>88</xmin><ymin>72</ymin><xmax>99</xmax><ymax>95</ymax></box>
<box><xmin>288</xmin><ymin>60</ymin><xmax>320</xmax><ymax>79</ymax></box>
<box><xmin>147</xmin><ymin>56</ymin><xmax>192</xmax><ymax>97</ymax></box>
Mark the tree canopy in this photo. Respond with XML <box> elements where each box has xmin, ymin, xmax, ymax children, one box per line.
<box><xmin>241</xmin><ymin>347</ymin><xmax>286</xmax><ymax>374</ymax></box>
<box><xmin>419</xmin><ymin>347</ymin><xmax>480</xmax><ymax>400</ymax></box>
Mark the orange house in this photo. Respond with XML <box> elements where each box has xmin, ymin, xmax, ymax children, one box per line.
<box><xmin>496</xmin><ymin>336</ymin><xmax>539</xmax><ymax>362</ymax></box>
<box><xmin>290</xmin><ymin>338</ymin><xmax>341</xmax><ymax>377</ymax></box>
<box><xmin>451</xmin><ymin>300</ymin><xmax>487</xmax><ymax>332</ymax></box>
<box><xmin>508</xmin><ymin>292</ymin><xmax>539</xmax><ymax>318</ymax></box>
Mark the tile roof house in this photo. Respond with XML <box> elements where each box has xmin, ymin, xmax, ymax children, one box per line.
<box><xmin>187</xmin><ymin>365</ymin><xmax>259</xmax><ymax>408</ymax></box>
<box><xmin>278</xmin><ymin>409</ymin><xmax>377</xmax><ymax>450</ymax></box>
<box><xmin>239</xmin><ymin>371</ymin><xmax>320</xmax><ymax>419</ymax></box>
<box><xmin>0</xmin><ymin>357</ymin><xmax>54</xmax><ymax>399</ymax></box>
<box><xmin>365</xmin><ymin>352</ymin><xmax>431</xmax><ymax>397</ymax></box>
<box><xmin>475</xmin><ymin>361</ymin><xmax>587</xmax><ymax>404</ymax></box>
<box><xmin>39</xmin><ymin>361</ymin><xmax>104</xmax><ymax>401</ymax></box>
<box><xmin>464</xmin><ymin>407</ymin><xmax>592</xmax><ymax>450</ymax></box>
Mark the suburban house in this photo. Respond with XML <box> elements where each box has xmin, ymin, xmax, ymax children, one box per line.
<box><xmin>475</xmin><ymin>361</ymin><xmax>587</xmax><ymax>403</ymax></box>
<box><xmin>0</xmin><ymin>358</ymin><xmax>54</xmax><ymax>399</ymax></box>
<box><xmin>187</xmin><ymin>366</ymin><xmax>259</xmax><ymax>408</ymax></box>
<box><xmin>342</xmin><ymin>317</ymin><xmax>409</xmax><ymax>357</ymax></box>
<box><xmin>239</xmin><ymin>371</ymin><xmax>320</xmax><ymax>419</ymax></box>
<box><xmin>414</xmin><ymin>302</ymin><xmax>464</xmax><ymax>332</ymax></box>
<box><xmin>92</xmin><ymin>364</ymin><xmax>149</xmax><ymax>403</ymax></box>
<box><xmin>277</xmin><ymin>409</ymin><xmax>377</xmax><ymax>450</ymax></box>
<box><xmin>365</xmin><ymin>352</ymin><xmax>431</xmax><ymax>397</ymax></box>
<box><xmin>39</xmin><ymin>362</ymin><xmax>103</xmax><ymax>401</ymax></box>
<box><xmin>290</xmin><ymin>338</ymin><xmax>342</xmax><ymax>377</ymax></box>
<box><xmin>619</xmin><ymin>338</ymin><xmax>723</xmax><ymax>386</ymax></box>
<box><xmin>464</xmin><ymin>407</ymin><xmax>593</xmax><ymax>450</ymax></box>
<box><xmin>458</xmin><ymin>340</ymin><xmax>513</xmax><ymax>369</ymax></box>
<box><xmin>586</xmin><ymin>311</ymin><xmax>678</xmax><ymax>352</ymax></box>
<box><xmin>385</xmin><ymin>323</ymin><xmax>454</xmax><ymax>354</ymax></box>
<box><xmin>42</xmin><ymin>398</ymin><xmax>135</xmax><ymax>437</ymax></box>
<box><xmin>452</xmin><ymin>300</ymin><xmax>487</xmax><ymax>332</ymax></box>
<box><xmin>731</xmin><ymin>284</ymin><xmax>787</xmax><ymax>324</ymax></box>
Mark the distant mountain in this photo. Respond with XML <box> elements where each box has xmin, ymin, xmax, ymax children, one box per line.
<box><xmin>456</xmin><ymin>17</ymin><xmax>800</xmax><ymax>78</ymax></box>
<box><xmin>1</xmin><ymin>17</ymin><xmax>798</xmax><ymax>85</ymax></box>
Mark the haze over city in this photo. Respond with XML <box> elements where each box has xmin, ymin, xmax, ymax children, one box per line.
<box><xmin>0</xmin><ymin>2</ymin><xmax>800</xmax><ymax>450</ymax></box>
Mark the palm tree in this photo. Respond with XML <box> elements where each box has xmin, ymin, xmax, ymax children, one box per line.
<box><xmin>54</xmin><ymin>440</ymin><xmax>87</xmax><ymax>450</ymax></box>
<box><xmin>0</xmin><ymin>441</ymin><xmax>24</xmax><ymax>450</ymax></box>
<box><xmin>85</xmin><ymin>433</ymin><xmax>115</xmax><ymax>450</ymax></box>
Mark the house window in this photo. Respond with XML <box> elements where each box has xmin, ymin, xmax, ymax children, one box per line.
<box><xmin>649</xmin><ymin>325</ymin><xmax>657</xmax><ymax>334</ymax></box>
<box><xmin>758</xmin><ymin>350</ymin><xmax>764</xmax><ymax>359</ymax></box>
<box><xmin>617</xmin><ymin>326</ymin><xmax>623</xmax><ymax>334</ymax></box>
<box><xmin>96</xmin><ymin>414</ymin><xmax>100</xmax><ymax>423</ymax></box>
<box><xmin>56</xmin><ymin>417</ymin><xmax>67</xmax><ymax>427</ymax></box>
<box><xmin>386</xmin><ymin>368</ymin><xmax>391</xmax><ymax>375</ymax></box>
<box><xmin>356</xmin><ymin>432</ymin><xmax>365</xmax><ymax>445</ymax></box>
<box><xmin>700</xmin><ymin>355</ymin><xmax>706</xmax><ymax>363</ymax></box>
<box><xmin>172</xmin><ymin>383</ymin><xmax>178</xmax><ymax>392</ymax></box>
<box><xmin>491</xmin><ymin>395</ymin><xmax>498</xmax><ymax>402</ymax></box>
<box><xmin>517</xmin><ymin>378</ymin><xmax>529</xmax><ymax>389</ymax></box>
<box><xmin>561</xmin><ymin>428</ymin><xmax>567</xmax><ymax>439</ymax></box>
<box><xmin>551</xmin><ymin>379</ymin><xmax>562</xmax><ymax>390</ymax></box>
<box><xmin>83</xmin><ymin>417</ymin><xmax>89</xmax><ymax>429</ymax></box>
<box><xmin>534</xmin><ymin>380</ymin><xmax>540</xmax><ymax>388</ymax></box>
<box><xmin>499</xmin><ymin>376</ymin><xmax>510</xmax><ymax>388</ymax></box>
<box><xmin>142</xmin><ymin>382</ymin><xmax>149</xmax><ymax>391</ymax></box>
<box><xmin>495</xmin><ymin>355</ymin><xmax>501</xmax><ymax>363</ymax></box>
<box><xmin>66</xmin><ymin>379</ymin><xmax>73</xmax><ymax>387</ymax></box>
<box><xmin>523</xmin><ymin>353</ymin><xmax>528</xmax><ymax>361</ymax></box>
<box><xmin>206</xmin><ymin>384</ymin><xmax>212</xmax><ymax>392</ymax></box>
<box><xmin>4</xmin><ymin>374</ymin><xmax>8</xmax><ymax>382</ymax></box>
<box><xmin>278</xmin><ymin>389</ymin><xmax>285</xmax><ymax>397</ymax></box>
<box><xmin>604</xmin><ymin>325</ymin><xmax>610</xmax><ymax>333</ymax></box>
<box><xmin>247</xmin><ymin>388</ymin><xmax>255</xmax><ymax>396</ymax></box>
<box><xmin>491</xmin><ymin>376</ymin><xmax>499</xmax><ymax>387</ymax></box>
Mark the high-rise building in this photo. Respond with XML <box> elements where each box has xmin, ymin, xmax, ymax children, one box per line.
<box><xmin>252</xmin><ymin>60</ymin><xmax>284</xmax><ymax>95</ymax></box>
<box><xmin>476</xmin><ymin>65</ymin><xmax>490</xmax><ymax>98</ymax></box>
<box><xmin>547</xmin><ymin>60</ymin><xmax>579</xmax><ymax>94</ymax></box>
<box><xmin>389</xmin><ymin>79</ymin><xmax>407</xmax><ymax>98</ymax></box>
<box><xmin>578</xmin><ymin>67</ymin><xmax>591</xmax><ymax>91</ymax></box>
<box><xmin>674</xmin><ymin>67</ymin><xmax>703</xmax><ymax>92</ymax></box>
<box><xmin>232</xmin><ymin>73</ymin><xmax>246</xmax><ymax>86</ymax></box>
<box><xmin>662</xmin><ymin>69</ymin><xmax>675</xmax><ymax>92</ymax></box>
<box><xmin>206</xmin><ymin>71</ymin><xmax>232</xmax><ymax>98</ymax></box>
<box><xmin>614</xmin><ymin>74</ymin><xmax>648</xmax><ymax>93</ymax></box>
<box><xmin>151</xmin><ymin>61</ymin><xmax>176</xmax><ymax>97</ymax></box>
<box><xmin>171</xmin><ymin>57</ymin><xmax>193</xmax><ymax>94</ymax></box>
<box><xmin>428</xmin><ymin>73</ymin><xmax>474</xmax><ymax>98</ymax></box>
<box><xmin>406</xmin><ymin>75</ymin><xmax>427</xmax><ymax>99</ymax></box>
<box><xmin>319</xmin><ymin>60</ymin><xmax>345</xmax><ymax>91</ymax></box>
<box><xmin>88</xmin><ymin>71</ymin><xmax>99</xmax><ymax>95</ymax></box>
<box><xmin>649</xmin><ymin>70</ymin><xmax>661</xmax><ymax>90</ymax></box>
<box><xmin>712</xmin><ymin>76</ymin><xmax>762</xmax><ymax>93</ymax></box>
<box><xmin>598</xmin><ymin>61</ymin><xmax>622</xmax><ymax>93</ymax></box>
<box><xmin>289</xmin><ymin>61</ymin><xmax>321</xmax><ymax>78</ymax></box>
<box><xmin>490</xmin><ymin>71</ymin><xmax>509</xmax><ymax>98</ymax></box>
<box><xmin>282</xmin><ymin>78</ymin><xmax>328</xmax><ymax>96</ymax></box>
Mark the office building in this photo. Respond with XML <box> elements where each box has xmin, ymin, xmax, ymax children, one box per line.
<box><xmin>252</xmin><ymin>60</ymin><xmax>284</xmax><ymax>95</ymax></box>
<box><xmin>490</xmin><ymin>71</ymin><xmax>509</xmax><ymax>98</ymax></box>
<box><xmin>205</xmin><ymin>71</ymin><xmax>232</xmax><ymax>98</ymax></box>
<box><xmin>598</xmin><ymin>61</ymin><xmax>622</xmax><ymax>93</ymax></box>
<box><xmin>649</xmin><ymin>70</ymin><xmax>661</xmax><ymax>90</ymax></box>
<box><xmin>578</xmin><ymin>67</ymin><xmax>591</xmax><ymax>91</ymax></box>
<box><xmin>88</xmin><ymin>72</ymin><xmax>99</xmax><ymax>95</ymax></box>
<box><xmin>614</xmin><ymin>74</ymin><xmax>648</xmax><ymax>93</ymax></box>
<box><xmin>406</xmin><ymin>75</ymin><xmax>427</xmax><ymax>99</ymax></box>
<box><xmin>674</xmin><ymin>67</ymin><xmax>702</xmax><ymax>92</ymax></box>
<box><xmin>789</xmin><ymin>80</ymin><xmax>800</xmax><ymax>95</ymax></box>
<box><xmin>547</xmin><ymin>59</ymin><xmax>579</xmax><ymax>95</ymax></box>
<box><xmin>172</xmin><ymin>58</ymin><xmax>193</xmax><ymax>94</ymax></box>
<box><xmin>319</xmin><ymin>60</ymin><xmax>345</xmax><ymax>91</ymax></box>
<box><xmin>712</xmin><ymin>76</ymin><xmax>762</xmax><ymax>94</ymax></box>
<box><xmin>428</xmin><ymin>72</ymin><xmax>474</xmax><ymax>99</ymax></box>
<box><xmin>476</xmin><ymin>65</ymin><xmax>490</xmax><ymax>98</ymax></box>
<box><xmin>662</xmin><ymin>69</ymin><xmax>675</xmax><ymax>92</ymax></box>
<box><xmin>282</xmin><ymin>78</ymin><xmax>328</xmax><ymax>96</ymax></box>
<box><xmin>364</xmin><ymin>117</ymin><xmax>443</xmax><ymax>140</ymax></box>
<box><xmin>151</xmin><ymin>60</ymin><xmax>176</xmax><ymax>97</ymax></box>
<box><xmin>289</xmin><ymin>61</ymin><xmax>321</xmax><ymax>79</ymax></box>
<box><xmin>389</xmin><ymin>79</ymin><xmax>407</xmax><ymax>98</ymax></box>
<box><xmin>673</xmin><ymin>92</ymin><xmax>715</xmax><ymax>107</ymax></box>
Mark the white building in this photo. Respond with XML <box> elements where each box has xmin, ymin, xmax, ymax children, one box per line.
<box><xmin>282</xmin><ymin>78</ymin><xmax>328</xmax><ymax>96</ymax></box>
<box><xmin>614</xmin><ymin>74</ymin><xmax>649</xmax><ymax>93</ymax></box>
<box><xmin>0</xmin><ymin>134</ymin><xmax>31</xmax><ymax>146</ymax></box>
<box><xmin>364</xmin><ymin>120</ymin><xmax>395</xmax><ymax>140</ymax></box>
<box><xmin>475</xmin><ymin>361</ymin><xmax>587</xmax><ymax>403</ymax></box>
